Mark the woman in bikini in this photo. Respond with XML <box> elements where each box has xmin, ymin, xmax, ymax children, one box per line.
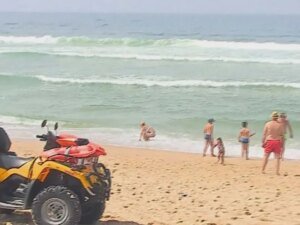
<box><xmin>238</xmin><ymin>121</ymin><xmax>255</xmax><ymax>160</ymax></box>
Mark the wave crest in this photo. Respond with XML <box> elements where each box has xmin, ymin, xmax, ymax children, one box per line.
<box><xmin>1</xmin><ymin>35</ymin><xmax>300</xmax><ymax>64</ymax></box>
<box><xmin>1</xmin><ymin>35</ymin><xmax>300</xmax><ymax>51</ymax></box>
<box><xmin>35</xmin><ymin>75</ymin><xmax>300</xmax><ymax>89</ymax></box>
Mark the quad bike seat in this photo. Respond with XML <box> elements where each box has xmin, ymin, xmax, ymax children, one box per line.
<box><xmin>0</xmin><ymin>127</ymin><xmax>11</xmax><ymax>153</ymax></box>
<box><xmin>0</xmin><ymin>127</ymin><xmax>32</xmax><ymax>169</ymax></box>
<box><xmin>0</xmin><ymin>154</ymin><xmax>33</xmax><ymax>170</ymax></box>
<box><xmin>0</xmin><ymin>153</ymin><xmax>32</xmax><ymax>170</ymax></box>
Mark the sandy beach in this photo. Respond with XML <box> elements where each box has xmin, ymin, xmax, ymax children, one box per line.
<box><xmin>0</xmin><ymin>139</ymin><xmax>299</xmax><ymax>225</ymax></box>
<box><xmin>1</xmin><ymin>5</ymin><xmax>300</xmax><ymax>225</ymax></box>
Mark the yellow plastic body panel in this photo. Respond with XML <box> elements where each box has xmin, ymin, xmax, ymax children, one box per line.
<box><xmin>0</xmin><ymin>157</ymin><xmax>95</xmax><ymax>192</ymax></box>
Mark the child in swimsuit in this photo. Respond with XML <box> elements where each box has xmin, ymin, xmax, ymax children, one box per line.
<box><xmin>238</xmin><ymin>121</ymin><xmax>255</xmax><ymax>160</ymax></box>
<box><xmin>214</xmin><ymin>137</ymin><xmax>225</xmax><ymax>165</ymax></box>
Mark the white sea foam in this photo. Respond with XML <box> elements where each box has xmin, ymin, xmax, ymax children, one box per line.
<box><xmin>68</xmin><ymin>39</ymin><xmax>299</xmax><ymax>51</ymax></box>
<box><xmin>189</xmin><ymin>39</ymin><xmax>300</xmax><ymax>51</ymax></box>
<box><xmin>0</xmin><ymin>115</ymin><xmax>41</xmax><ymax>126</ymax></box>
<box><xmin>0</xmin><ymin>35</ymin><xmax>58</xmax><ymax>44</ymax></box>
<box><xmin>48</xmin><ymin>53</ymin><xmax>300</xmax><ymax>65</ymax></box>
<box><xmin>49</xmin><ymin>128</ymin><xmax>300</xmax><ymax>160</ymax></box>
<box><xmin>1</xmin><ymin>115</ymin><xmax>299</xmax><ymax>160</ymax></box>
<box><xmin>0</xmin><ymin>49</ymin><xmax>299</xmax><ymax>65</ymax></box>
<box><xmin>0</xmin><ymin>35</ymin><xmax>300</xmax><ymax>51</ymax></box>
<box><xmin>3</xmin><ymin>124</ymin><xmax>299</xmax><ymax>160</ymax></box>
<box><xmin>1</xmin><ymin>35</ymin><xmax>300</xmax><ymax>64</ymax></box>
<box><xmin>35</xmin><ymin>75</ymin><xmax>300</xmax><ymax>89</ymax></box>
<box><xmin>2</xmin><ymin>73</ymin><xmax>300</xmax><ymax>88</ymax></box>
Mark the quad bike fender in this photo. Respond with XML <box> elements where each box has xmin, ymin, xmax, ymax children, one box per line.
<box><xmin>22</xmin><ymin>161</ymin><xmax>96</xmax><ymax>208</ymax></box>
<box><xmin>1</xmin><ymin>158</ymin><xmax>92</xmax><ymax>189</ymax></box>
<box><xmin>32</xmin><ymin>161</ymin><xmax>94</xmax><ymax>190</ymax></box>
<box><xmin>0</xmin><ymin>168</ymin><xmax>7</xmax><ymax>177</ymax></box>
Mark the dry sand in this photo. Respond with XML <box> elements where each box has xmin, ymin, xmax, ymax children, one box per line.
<box><xmin>1</xmin><ymin>139</ymin><xmax>300</xmax><ymax>225</ymax></box>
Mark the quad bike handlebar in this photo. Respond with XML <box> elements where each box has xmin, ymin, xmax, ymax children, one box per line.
<box><xmin>36</xmin><ymin>134</ymin><xmax>47</xmax><ymax>141</ymax></box>
<box><xmin>36</xmin><ymin>135</ymin><xmax>45</xmax><ymax>139</ymax></box>
<box><xmin>36</xmin><ymin>131</ymin><xmax>56</xmax><ymax>140</ymax></box>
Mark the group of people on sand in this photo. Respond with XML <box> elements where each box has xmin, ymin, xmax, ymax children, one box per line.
<box><xmin>202</xmin><ymin>118</ymin><xmax>256</xmax><ymax>163</ymax></box>
<box><xmin>139</xmin><ymin>111</ymin><xmax>293</xmax><ymax>175</ymax></box>
<box><xmin>139</xmin><ymin>112</ymin><xmax>293</xmax><ymax>175</ymax></box>
<box><xmin>202</xmin><ymin>112</ymin><xmax>293</xmax><ymax>174</ymax></box>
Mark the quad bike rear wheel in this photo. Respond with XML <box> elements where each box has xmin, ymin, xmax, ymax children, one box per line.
<box><xmin>80</xmin><ymin>201</ymin><xmax>105</xmax><ymax>224</ymax></box>
<box><xmin>32</xmin><ymin>186</ymin><xmax>81</xmax><ymax>225</ymax></box>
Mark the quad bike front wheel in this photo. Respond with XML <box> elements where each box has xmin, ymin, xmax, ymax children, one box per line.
<box><xmin>32</xmin><ymin>186</ymin><xmax>81</xmax><ymax>225</ymax></box>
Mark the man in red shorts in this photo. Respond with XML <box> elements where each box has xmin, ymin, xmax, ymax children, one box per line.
<box><xmin>261</xmin><ymin>112</ymin><xmax>284</xmax><ymax>175</ymax></box>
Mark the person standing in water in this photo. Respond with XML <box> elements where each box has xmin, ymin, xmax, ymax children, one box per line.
<box><xmin>238</xmin><ymin>121</ymin><xmax>256</xmax><ymax>160</ymax></box>
<box><xmin>202</xmin><ymin>118</ymin><xmax>216</xmax><ymax>157</ymax></box>
<box><xmin>261</xmin><ymin>112</ymin><xmax>284</xmax><ymax>175</ymax></box>
<box><xmin>139</xmin><ymin>122</ymin><xmax>156</xmax><ymax>141</ymax></box>
<box><xmin>278</xmin><ymin>112</ymin><xmax>293</xmax><ymax>160</ymax></box>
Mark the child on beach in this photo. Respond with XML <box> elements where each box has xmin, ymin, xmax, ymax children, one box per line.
<box><xmin>213</xmin><ymin>137</ymin><xmax>225</xmax><ymax>165</ymax></box>
<box><xmin>238</xmin><ymin>121</ymin><xmax>256</xmax><ymax>160</ymax></box>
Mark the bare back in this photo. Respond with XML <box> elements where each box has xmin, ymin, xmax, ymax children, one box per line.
<box><xmin>278</xmin><ymin>118</ymin><xmax>289</xmax><ymax>134</ymax></box>
<box><xmin>263</xmin><ymin>120</ymin><xmax>284</xmax><ymax>141</ymax></box>
<box><xmin>240</xmin><ymin>128</ymin><xmax>250</xmax><ymax>137</ymax></box>
<box><xmin>203</xmin><ymin>123</ymin><xmax>214</xmax><ymax>135</ymax></box>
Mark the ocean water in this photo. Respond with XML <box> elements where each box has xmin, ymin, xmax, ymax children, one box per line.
<box><xmin>0</xmin><ymin>13</ymin><xmax>300</xmax><ymax>159</ymax></box>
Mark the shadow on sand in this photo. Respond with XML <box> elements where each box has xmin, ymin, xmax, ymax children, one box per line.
<box><xmin>0</xmin><ymin>211</ymin><xmax>34</xmax><ymax>225</ymax></box>
<box><xmin>98</xmin><ymin>220</ymin><xmax>143</xmax><ymax>225</ymax></box>
<box><xmin>0</xmin><ymin>212</ymin><xmax>143</xmax><ymax>225</ymax></box>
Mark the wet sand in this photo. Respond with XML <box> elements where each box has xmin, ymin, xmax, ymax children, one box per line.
<box><xmin>1</xmin><ymin>140</ymin><xmax>300</xmax><ymax>225</ymax></box>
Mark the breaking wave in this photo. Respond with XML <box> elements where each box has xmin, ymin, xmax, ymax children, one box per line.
<box><xmin>1</xmin><ymin>35</ymin><xmax>300</xmax><ymax>51</ymax></box>
<box><xmin>1</xmin><ymin>74</ymin><xmax>300</xmax><ymax>88</ymax></box>
<box><xmin>35</xmin><ymin>75</ymin><xmax>300</xmax><ymax>88</ymax></box>
<box><xmin>1</xmin><ymin>35</ymin><xmax>300</xmax><ymax>64</ymax></box>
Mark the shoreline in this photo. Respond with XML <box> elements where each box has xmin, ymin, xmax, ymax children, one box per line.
<box><xmin>1</xmin><ymin>122</ymin><xmax>299</xmax><ymax>160</ymax></box>
<box><xmin>2</xmin><ymin>138</ymin><xmax>299</xmax><ymax>225</ymax></box>
<box><xmin>11</xmin><ymin>137</ymin><xmax>300</xmax><ymax>163</ymax></box>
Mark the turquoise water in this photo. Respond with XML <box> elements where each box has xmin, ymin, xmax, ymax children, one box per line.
<box><xmin>0</xmin><ymin>13</ymin><xmax>300</xmax><ymax>158</ymax></box>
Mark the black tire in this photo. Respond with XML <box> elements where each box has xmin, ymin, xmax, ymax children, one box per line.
<box><xmin>0</xmin><ymin>208</ymin><xmax>14</xmax><ymax>214</ymax></box>
<box><xmin>32</xmin><ymin>186</ymin><xmax>81</xmax><ymax>225</ymax></box>
<box><xmin>80</xmin><ymin>201</ymin><xmax>105</xmax><ymax>224</ymax></box>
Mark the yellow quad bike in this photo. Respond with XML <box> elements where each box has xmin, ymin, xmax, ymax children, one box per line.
<box><xmin>0</xmin><ymin>121</ymin><xmax>111</xmax><ymax>225</ymax></box>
